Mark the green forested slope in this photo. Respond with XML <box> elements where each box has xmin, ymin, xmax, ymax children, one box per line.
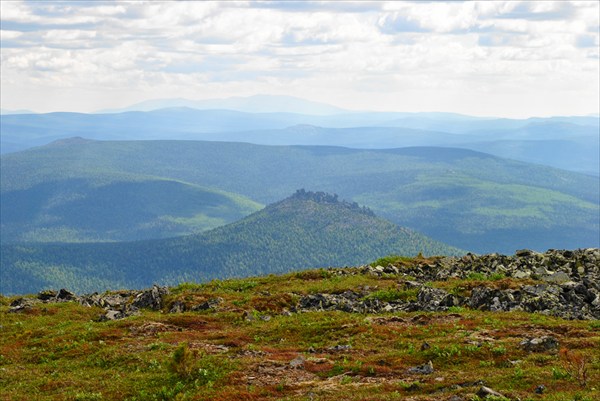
<box><xmin>1</xmin><ymin>164</ymin><xmax>262</xmax><ymax>242</ymax></box>
<box><xmin>0</xmin><ymin>190</ymin><xmax>463</xmax><ymax>294</ymax></box>
<box><xmin>1</xmin><ymin>139</ymin><xmax>598</xmax><ymax>252</ymax></box>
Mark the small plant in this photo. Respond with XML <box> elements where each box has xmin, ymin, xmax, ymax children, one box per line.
<box><xmin>168</xmin><ymin>343</ymin><xmax>197</xmax><ymax>380</ymax></box>
<box><xmin>399</xmin><ymin>380</ymin><xmax>421</xmax><ymax>391</ymax></box>
<box><xmin>426</xmin><ymin>344</ymin><xmax>461</xmax><ymax>362</ymax></box>
<box><xmin>513</xmin><ymin>366</ymin><xmax>524</xmax><ymax>380</ymax></box>
<box><xmin>552</xmin><ymin>366</ymin><xmax>570</xmax><ymax>380</ymax></box>
<box><xmin>147</xmin><ymin>341</ymin><xmax>170</xmax><ymax>351</ymax></box>
<box><xmin>559</xmin><ymin>348</ymin><xmax>589</xmax><ymax>387</ymax></box>
<box><xmin>464</xmin><ymin>344</ymin><xmax>480</xmax><ymax>353</ymax></box>
<box><xmin>489</xmin><ymin>272</ymin><xmax>505</xmax><ymax>281</ymax></box>
<box><xmin>492</xmin><ymin>345</ymin><xmax>507</xmax><ymax>356</ymax></box>
<box><xmin>467</xmin><ymin>272</ymin><xmax>486</xmax><ymax>281</ymax></box>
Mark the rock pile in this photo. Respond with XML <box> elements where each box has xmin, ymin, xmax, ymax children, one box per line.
<box><xmin>9</xmin><ymin>285</ymin><xmax>170</xmax><ymax>321</ymax></box>
<box><xmin>296</xmin><ymin>249</ymin><xmax>600</xmax><ymax>320</ymax></box>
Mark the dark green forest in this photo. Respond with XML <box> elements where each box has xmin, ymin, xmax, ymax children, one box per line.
<box><xmin>0</xmin><ymin>191</ymin><xmax>463</xmax><ymax>294</ymax></box>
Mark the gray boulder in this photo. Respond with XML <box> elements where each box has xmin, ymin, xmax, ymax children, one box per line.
<box><xmin>520</xmin><ymin>336</ymin><xmax>559</xmax><ymax>352</ymax></box>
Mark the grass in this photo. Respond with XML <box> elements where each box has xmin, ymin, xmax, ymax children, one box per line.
<box><xmin>1</xmin><ymin>266</ymin><xmax>599</xmax><ymax>401</ymax></box>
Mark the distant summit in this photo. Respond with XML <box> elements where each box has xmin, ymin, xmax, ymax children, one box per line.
<box><xmin>47</xmin><ymin>137</ymin><xmax>94</xmax><ymax>147</ymax></box>
<box><xmin>287</xmin><ymin>189</ymin><xmax>375</xmax><ymax>217</ymax></box>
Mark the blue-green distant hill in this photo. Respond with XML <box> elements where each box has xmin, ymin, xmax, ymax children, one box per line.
<box><xmin>1</xmin><ymin>139</ymin><xmax>597</xmax><ymax>253</ymax></box>
<box><xmin>0</xmin><ymin>190</ymin><xmax>464</xmax><ymax>294</ymax></box>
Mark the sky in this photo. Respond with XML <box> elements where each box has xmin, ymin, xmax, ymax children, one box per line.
<box><xmin>1</xmin><ymin>0</ymin><xmax>599</xmax><ymax>118</ymax></box>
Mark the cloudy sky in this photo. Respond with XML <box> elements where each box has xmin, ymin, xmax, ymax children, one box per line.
<box><xmin>1</xmin><ymin>0</ymin><xmax>599</xmax><ymax>117</ymax></box>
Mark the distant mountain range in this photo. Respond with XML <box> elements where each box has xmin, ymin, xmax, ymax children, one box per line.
<box><xmin>97</xmin><ymin>94</ymin><xmax>349</xmax><ymax>115</ymax></box>
<box><xmin>0</xmin><ymin>190</ymin><xmax>464</xmax><ymax>294</ymax></box>
<box><xmin>2</xmin><ymin>139</ymin><xmax>597</xmax><ymax>253</ymax></box>
<box><xmin>2</xmin><ymin>100</ymin><xmax>597</xmax><ymax>175</ymax></box>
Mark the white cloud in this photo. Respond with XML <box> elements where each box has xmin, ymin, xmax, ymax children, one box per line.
<box><xmin>0</xmin><ymin>0</ymin><xmax>598</xmax><ymax>118</ymax></box>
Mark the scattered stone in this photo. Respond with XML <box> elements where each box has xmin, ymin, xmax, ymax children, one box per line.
<box><xmin>513</xmin><ymin>270</ymin><xmax>530</xmax><ymax>279</ymax></box>
<box><xmin>476</xmin><ymin>386</ymin><xmax>506</xmax><ymax>399</ymax></box>
<box><xmin>542</xmin><ymin>271</ymin><xmax>571</xmax><ymax>284</ymax></box>
<box><xmin>289</xmin><ymin>355</ymin><xmax>305</xmax><ymax>369</ymax></box>
<box><xmin>169</xmin><ymin>300</ymin><xmax>186</xmax><ymax>313</ymax></box>
<box><xmin>242</xmin><ymin>310</ymin><xmax>255</xmax><ymax>321</ymax></box>
<box><xmin>57</xmin><ymin>288</ymin><xmax>77</xmax><ymax>301</ymax></box>
<box><xmin>131</xmin><ymin>285</ymin><xmax>168</xmax><ymax>310</ymax></box>
<box><xmin>401</xmin><ymin>280</ymin><xmax>422</xmax><ymax>289</ymax></box>
<box><xmin>37</xmin><ymin>290</ymin><xmax>57</xmax><ymax>301</ymax></box>
<box><xmin>8</xmin><ymin>298</ymin><xmax>37</xmax><ymax>313</ymax></box>
<box><xmin>327</xmin><ymin>344</ymin><xmax>352</xmax><ymax>352</ymax></box>
<box><xmin>191</xmin><ymin>297</ymin><xmax>223</xmax><ymax>311</ymax></box>
<box><xmin>417</xmin><ymin>287</ymin><xmax>458</xmax><ymax>309</ymax></box>
<box><xmin>407</xmin><ymin>360</ymin><xmax>434</xmax><ymax>375</ymax></box>
<box><xmin>520</xmin><ymin>336</ymin><xmax>559</xmax><ymax>352</ymax></box>
<box><xmin>99</xmin><ymin>309</ymin><xmax>126</xmax><ymax>321</ymax></box>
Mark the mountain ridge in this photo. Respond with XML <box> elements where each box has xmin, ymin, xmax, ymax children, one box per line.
<box><xmin>2</xmin><ymin>139</ymin><xmax>597</xmax><ymax>253</ymax></box>
<box><xmin>2</xmin><ymin>108</ymin><xmax>597</xmax><ymax>175</ymax></box>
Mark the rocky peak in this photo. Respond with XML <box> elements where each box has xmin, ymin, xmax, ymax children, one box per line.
<box><xmin>288</xmin><ymin>189</ymin><xmax>375</xmax><ymax>216</ymax></box>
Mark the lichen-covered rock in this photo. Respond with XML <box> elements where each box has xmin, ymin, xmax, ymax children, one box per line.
<box><xmin>8</xmin><ymin>297</ymin><xmax>38</xmax><ymax>313</ymax></box>
<box><xmin>520</xmin><ymin>336</ymin><xmax>559</xmax><ymax>352</ymax></box>
<box><xmin>407</xmin><ymin>360</ymin><xmax>434</xmax><ymax>375</ymax></box>
<box><xmin>57</xmin><ymin>288</ymin><xmax>78</xmax><ymax>301</ymax></box>
<box><xmin>131</xmin><ymin>285</ymin><xmax>169</xmax><ymax>310</ymax></box>
<box><xmin>191</xmin><ymin>297</ymin><xmax>224</xmax><ymax>311</ymax></box>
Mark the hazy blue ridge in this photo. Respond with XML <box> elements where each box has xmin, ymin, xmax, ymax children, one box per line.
<box><xmin>2</xmin><ymin>108</ymin><xmax>597</xmax><ymax>175</ymax></box>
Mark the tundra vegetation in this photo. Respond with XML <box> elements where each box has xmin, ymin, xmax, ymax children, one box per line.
<box><xmin>2</xmin><ymin>250</ymin><xmax>598</xmax><ymax>401</ymax></box>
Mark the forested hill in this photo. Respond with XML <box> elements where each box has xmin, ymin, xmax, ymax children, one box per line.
<box><xmin>2</xmin><ymin>139</ymin><xmax>598</xmax><ymax>253</ymax></box>
<box><xmin>1</xmin><ymin>191</ymin><xmax>463</xmax><ymax>295</ymax></box>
